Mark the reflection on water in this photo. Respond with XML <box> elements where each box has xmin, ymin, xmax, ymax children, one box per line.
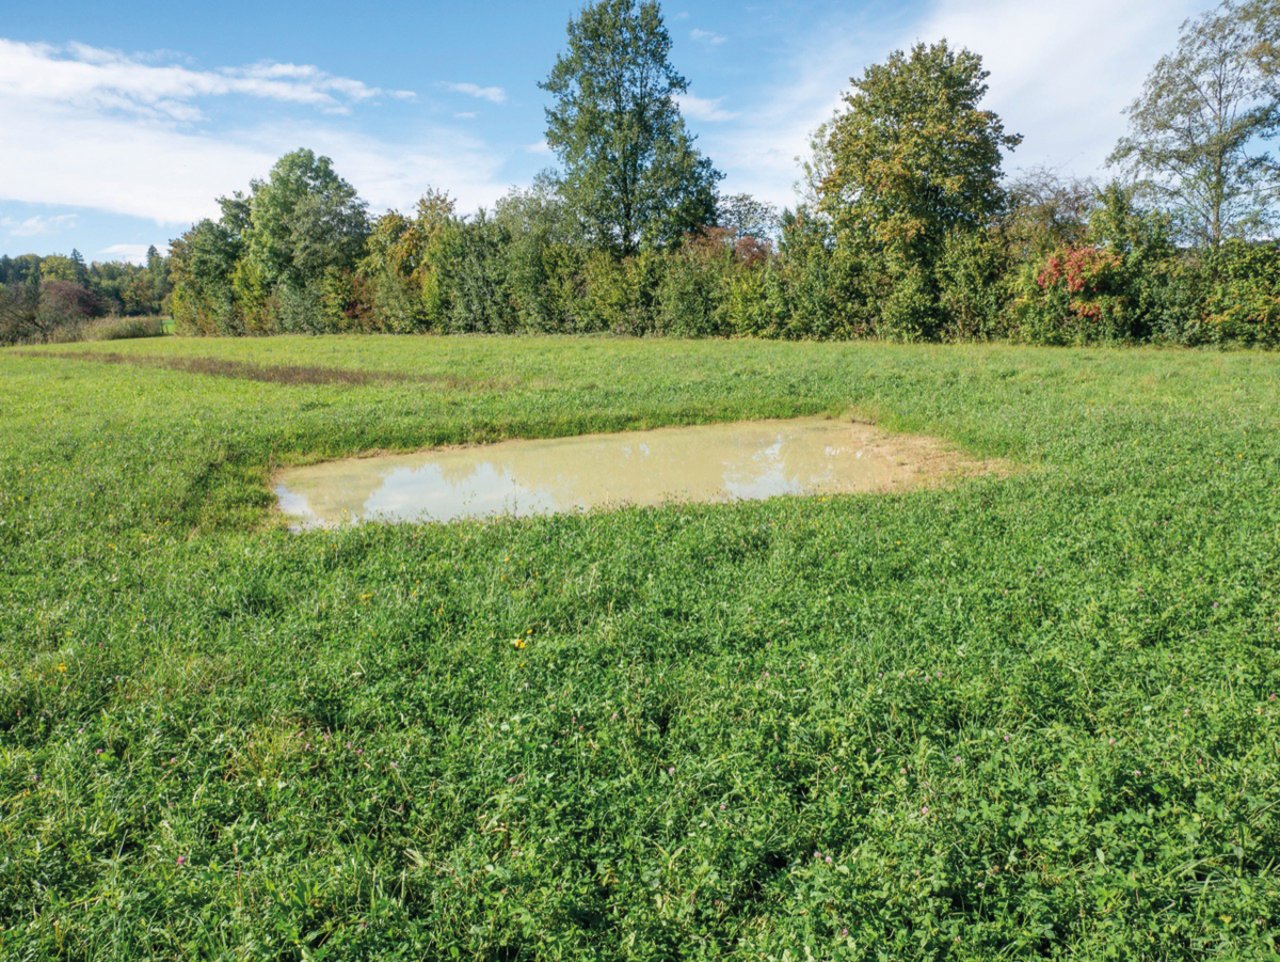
<box><xmin>275</xmin><ymin>417</ymin><xmax>980</xmax><ymax>527</ymax></box>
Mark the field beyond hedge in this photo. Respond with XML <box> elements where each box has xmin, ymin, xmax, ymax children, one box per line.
<box><xmin>2</xmin><ymin>335</ymin><xmax>1279</xmax><ymax>960</ymax></box>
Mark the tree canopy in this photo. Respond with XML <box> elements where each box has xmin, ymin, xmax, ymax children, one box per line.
<box><xmin>245</xmin><ymin>148</ymin><xmax>370</xmax><ymax>289</ymax></box>
<box><xmin>15</xmin><ymin>0</ymin><xmax>1280</xmax><ymax>350</ymax></box>
<box><xmin>1110</xmin><ymin>0</ymin><xmax>1280</xmax><ymax>245</ymax></box>
<box><xmin>820</xmin><ymin>41</ymin><xmax>1021</xmax><ymax>338</ymax></box>
<box><xmin>540</xmin><ymin>0</ymin><xmax>721</xmax><ymax>255</ymax></box>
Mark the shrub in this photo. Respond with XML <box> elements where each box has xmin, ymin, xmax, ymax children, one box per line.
<box><xmin>722</xmin><ymin>261</ymin><xmax>773</xmax><ymax>337</ymax></box>
<box><xmin>877</xmin><ymin>261</ymin><xmax>938</xmax><ymax>342</ymax></box>
<box><xmin>1012</xmin><ymin>246</ymin><xmax>1130</xmax><ymax>344</ymax></box>
<box><xmin>576</xmin><ymin>249</ymin><xmax>664</xmax><ymax>335</ymax></box>
<box><xmin>1199</xmin><ymin>241</ymin><xmax>1280</xmax><ymax>347</ymax></box>
<box><xmin>319</xmin><ymin>268</ymin><xmax>372</xmax><ymax>333</ymax></box>
<box><xmin>435</xmin><ymin>215</ymin><xmax>514</xmax><ymax>333</ymax></box>
<box><xmin>770</xmin><ymin>211</ymin><xmax>865</xmax><ymax>340</ymax></box>
<box><xmin>937</xmin><ymin>228</ymin><xmax>1010</xmax><ymax>340</ymax></box>
<box><xmin>654</xmin><ymin>230</ymin><xmax>735</xmax><ymax>337</ymax></box>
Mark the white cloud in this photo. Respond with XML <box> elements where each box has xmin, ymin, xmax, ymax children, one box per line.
<box><xmin>678</xmin><ymin>93</ymin><xmax>737</xmax><ymax>123</ymax></box>
<box><xmin>704</xmin><ymin>0</ymin><xmax>1213</xmax><ymax>209</ymax></box>
<box><xmin>0</xmin><ymin>102</ymin><xmax>510</xmax><ymax>224</ymax></box>
<box><xmin>100</xmin><ymin>242</ymin><xmax>158</xmax><ymax>264</ymax></box>
<box><xmin>525</xmin><ymin>141</ymin><xmax>553</xmax><ymax>156</ymax></box>
<box><xmin>910</xmin><ymin>0</ymin><xmax>1204</xmax><ymax>176</ymax></box>
<box><xmin>276</xmin><ymin>122</ymin><xmax>508</xmax><ymax>215</ymax></box>
<box><xmin>0</xmin><ymin>39</ymin><xmax>512</xmax><ymax>226</ymax></box>
<box><xmin>698</xmin><ymin>21</ymin><xmax>873</xmax><ymax>208</ymax></box>
<box><xmin>0</xmin><ymin>39</ymin><xmax>414</xmax><ymax>122</ymax></box>
<box><xmin>2</xmin><ymin>213</ymin><xmax>78</xmax><ymax>237</ymax></box>
<box><xmin>441</xmin><ymin>81</ymin><xmax>507</xmax><ymax>104</ymax></box>
<box><xmin>0</xmin><ymin>4</ymin><xmax>1220</xmax><ymax>233</ymax></box>
<box><xmin>691</xmin><ymin>28</ymin><xmax>727</xmax><ymax>46</ymax></box>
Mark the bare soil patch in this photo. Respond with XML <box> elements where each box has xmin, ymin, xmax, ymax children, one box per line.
<box><xmin>14</xmin><ymin>349</ymin><xmax>500</xmax><ymax>389</ymax></box>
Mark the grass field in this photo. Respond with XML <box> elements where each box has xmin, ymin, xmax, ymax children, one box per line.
<box><xmin>2</xmin><ymin>335</ymin><xmax>1279</xmax><ymax>960</ymax></box>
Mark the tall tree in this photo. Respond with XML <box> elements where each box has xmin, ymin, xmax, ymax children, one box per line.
<box><xmin>358</xmin><ymin>189</ymin><xmax>458</xmax><ymax>331</ymax></box>
<box><xmin>1109</xmin><ymin>0</ymin><xmax>1280</xmax><ymax>246</ymax></box>
<box><xmin>69</xmin><ymin>248</ymin><xmax>89</xmax><ymax>286</ymax></box>
<box><xmin>145</xmin><ymin>244</ymin><xmax>170</xmax><ymax>311</ymax></box>
<box><xmin>541</xmin><ymin>0</ymin><xmax>721</xmax><ymax>255</ymax></box>
<box><xmin>716</xmin><ymin>193</ymin><xmax>780</xmax><ymax>242</ymax></box>
<box><xmin>167</xmin><ymin>195</ymin><xmax>248</xmax><ymax>334</ymax></box>
<box><xmin>245</xmin><ymin>148</ymin><xmax>369</xmax><ymax>289</ymax></box>
<box><xmin>820</xmin><ymin>41</ymin><xmax>1020</xmax><ymax>339</ymax></box>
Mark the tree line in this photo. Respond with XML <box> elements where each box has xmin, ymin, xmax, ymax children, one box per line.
<box><xmin>0</xmin><ymin>248</ymin><xmax>170</xmax><ymax>344</ymax></box>
<box><xmin>6</xmin><ymin>0</ymin><xmax>1279</xmax><ymax>346</ymax></box>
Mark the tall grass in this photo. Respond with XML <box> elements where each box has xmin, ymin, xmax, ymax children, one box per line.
<box><xmin>77</xmin><ymin>315</ymin><xmax>170</xmax><ymax>341</ymax></box>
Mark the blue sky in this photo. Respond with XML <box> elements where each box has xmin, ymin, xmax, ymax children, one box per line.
<box><xmin>0</xmin><ymin>0</ymin><xmax>1214</xmax><ymax>263</ymax></box>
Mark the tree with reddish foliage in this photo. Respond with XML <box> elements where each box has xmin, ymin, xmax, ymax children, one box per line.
<box><xmin>0</xmin><ymin>278</ymin><xmax>104</xmax><ymax>344</ymax></box>
<box><xmin>1038</xmin><ymin>248</ymin><xmax>1124</xmax><ymax>298</ymax></box>
<box><xmin>36</xmin><ymin>280</ymin><xmax>106</xmax><ymax>339</ymax></box>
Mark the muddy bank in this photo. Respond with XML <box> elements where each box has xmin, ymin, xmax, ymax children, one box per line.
<box><xmin>275</xmin><ymin>417</ymin><xmax>1001</xmax><ymax>527</ymax></box>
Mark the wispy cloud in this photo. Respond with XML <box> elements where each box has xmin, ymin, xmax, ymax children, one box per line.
<box><xmin>910</xmin><ymin>0</ymin><xmax>1203</xmax><ymax>175</ymax></box>
<box><xmin>696</xmin><ymin>17</ymin><xmax>879</xmax><ymax>208</ymax></box>
<box><xmin>691</xmin><ymin>28</ymin><xmax>727</xmax><ymax>46</ymax></box>
<box><xmin>0</xmin><ymin>3</ymin><xmax>1217</xmax><ymax>235</ymax></box>
<box><xmin>0</xmin><ymin>39</ymin><xmax>414</xmax><ymax>122</ymax></box>
<box><xmin>101</xmin><ymin>242</ymin><xmax>161</xmax><ymax>264</ymax></box>
<box><xmin>702</xmin><ymin>0</ymin><xmax>1211</xmax><ymax>208</ymax></box>
<box><xmin>0</xmin><ymin>38</ymin><xmax>511</xmax><ymax>226</ymax></box>
<box><xmin>2</xmin><ymin>212</ymin><xmax>78</xmax><ymax>237</ymax></box>
<box><xmin>679</xmin><ymin>93</ymin><xmax>737</xmax><ymax>123</ymax></box>
<box><xmin>441</xmin><ymin>81</ymin><xmax>507</xmax><ymax>104</ymax></box>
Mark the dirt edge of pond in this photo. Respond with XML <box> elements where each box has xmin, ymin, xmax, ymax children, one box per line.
<box><xmin>272</xmin><ymin>415</ymin><xmax>1012</xmax><ymax>528</ymax></box>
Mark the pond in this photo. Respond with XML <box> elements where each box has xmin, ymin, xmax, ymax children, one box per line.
<box><xmin>275</xmin><ymin>417</ymin><xmax>990</xmax><ymax>527</ymax></box>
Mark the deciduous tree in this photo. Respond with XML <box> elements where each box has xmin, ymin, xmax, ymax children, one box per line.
<box><xmin>541</xmin><ymin>0</ymin><xmax>721</xmax><ymax>255</ymax></box>
<box><xmin>820</xmin><ymin>41</ymin><xmax>1020</xmax><ymax>339</ymax></box>
<box><xmin>716</xmin><ymin>193</ymin><xmax>780</xmax><ymax>242</ymax></box>
<box><xmin>245</xmin><ymin>148</ymin><xmax>369</xmax><ymax>290</ymax></box>
<box><xmin>1110</xmin><ymin>0</ymin><xmax>1280</xmax><ymax>246</ymax></box>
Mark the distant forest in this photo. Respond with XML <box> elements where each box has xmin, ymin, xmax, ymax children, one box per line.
<box><xmin>0</xmin><ymin>248</ymin><xmax>170</xmax><ymax>343</ymax></box>
<box><xmin>3</xmin><ymin>0</ymin><xmax>1278</xmax><ymax>347</ymax></box>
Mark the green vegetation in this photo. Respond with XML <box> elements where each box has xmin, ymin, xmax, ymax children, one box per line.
<box><xmin>540</xmin><ymin>0</ymin><xmax>720</xmax><ymax>255</ymax></box>
<box><xmin>76</xmin><ymin>315</ymin><xmax>170</xmax><ymax>342</ymax></box>
<box><xmin>4</xmin><ymin>0</ymin><xmax>1279</xmax><ymax>348</ymax></box>
<box><xmin>0</xmin><ymin>248</ymin><xmax>171</xmax><ymax>345</ymax></box>
<box><xmin>2</xmin><ymin>335</ymin><xmax>1279</xmax><ymax>959</ymax></box>
<box><xmin>820</xmin><ymin>40</ymin><xmax>1022</xmax><ymax>341</ymax></box>
<box><xmin>156</xmin><ymin>0</ymin><xmax>1280</xmax><ymax>347</ymax></box>
<box><xmin>1110</xmin><ymin>0</ymin><xmax>1280</xmax><ymax>246</ymax></box>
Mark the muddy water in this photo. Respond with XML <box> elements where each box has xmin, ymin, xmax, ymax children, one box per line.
<box><xmin>275</xmin><ymin>417</ymin><xmax>989</xmax><ymax>527</ymax></box>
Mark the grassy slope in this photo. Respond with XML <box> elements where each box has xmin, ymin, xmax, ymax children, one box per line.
<box><xmin>1</xmin><ymin>335</ymin><xmax>1278</xmax><ymax>961</ymax></box>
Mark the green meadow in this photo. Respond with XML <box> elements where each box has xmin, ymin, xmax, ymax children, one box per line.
<box><xmin>2</xmin><ymin>335</ymin><xmax>1279</xmax><ymax>960</ymax></box>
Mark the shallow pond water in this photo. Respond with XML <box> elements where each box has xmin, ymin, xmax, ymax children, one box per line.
<box><xmin>275</xmin><ymin>417</ymin><xmax>988</xmax><ymax>527</ymax></box>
